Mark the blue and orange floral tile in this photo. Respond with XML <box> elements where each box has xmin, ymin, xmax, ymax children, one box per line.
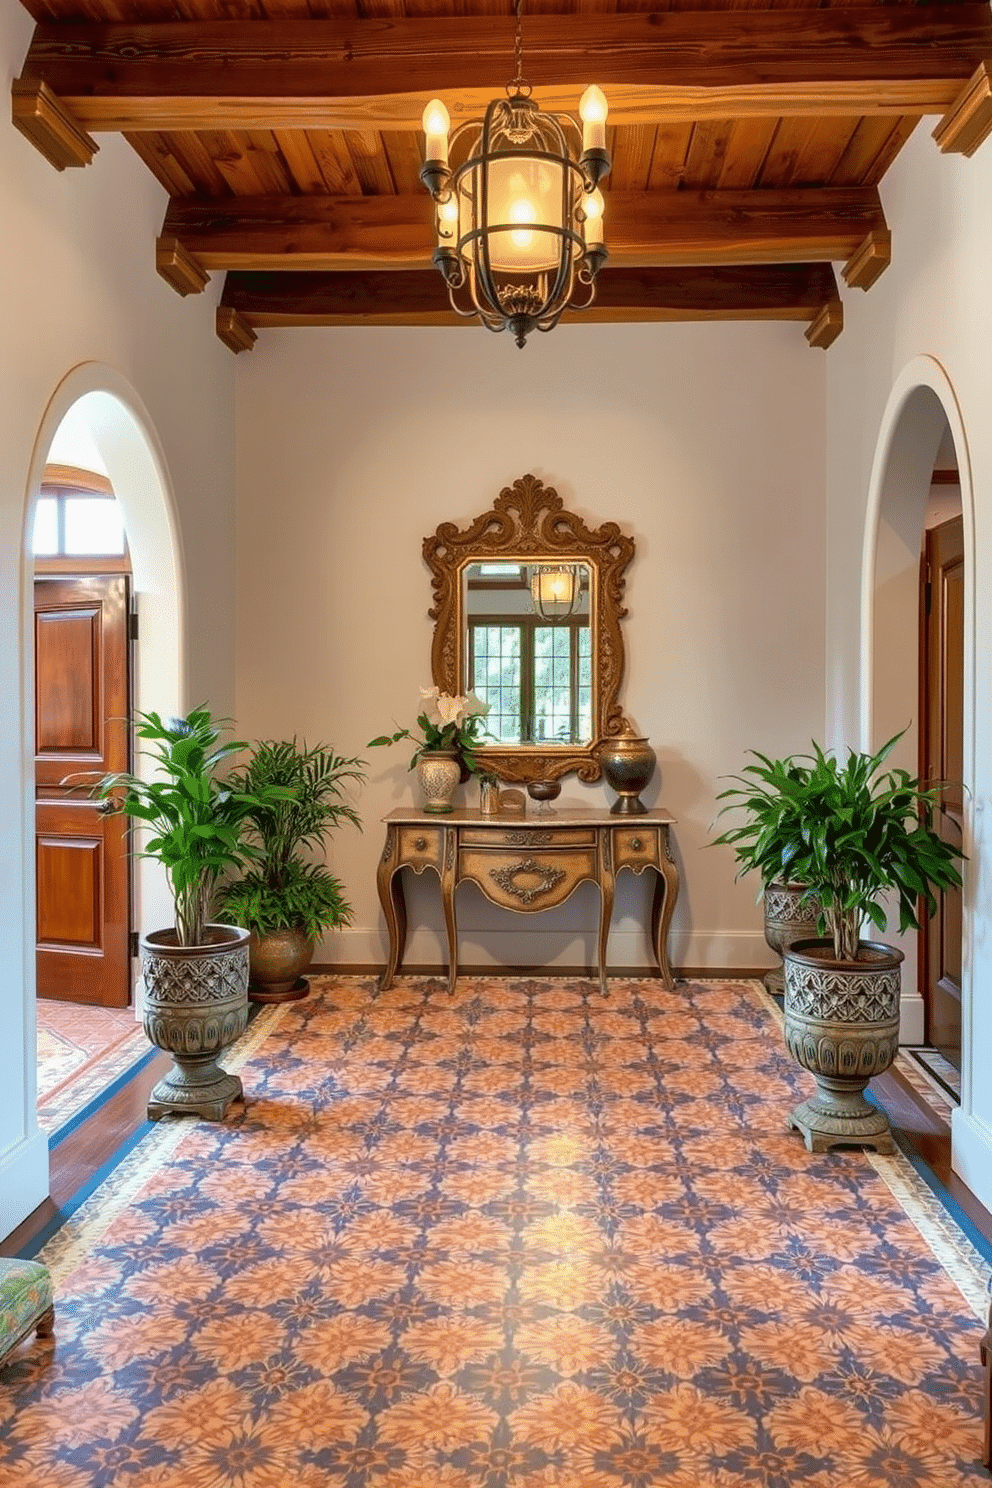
<box><xmin>1</xmin><ymin>975</ymin><xmax>989</xmax><ymax>1487</ymax></box>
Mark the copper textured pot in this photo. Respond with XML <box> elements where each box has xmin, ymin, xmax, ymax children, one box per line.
<box><xmin>782</xmin><ymin>938</ymin><xmax>903</xmax><ymax>1154</ymax></box>
<box><xmin>140</xmin><ymin>924</ymin><xmax>250</xmax><ymax>1121</ymax></box>
<box><xmin>248</xmin><ymin>927</ymin><xmax>314</xmax><ymax>1003</ymax></box>
<box><xmin>599</xmin><ymin>725</ymin><xmax>656</xmax><ymax>815</ymax></box>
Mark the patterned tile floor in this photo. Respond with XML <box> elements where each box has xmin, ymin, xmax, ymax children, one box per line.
<box><xmin>36</xmin><ymin>999</ymin><xmax>150</xmax><ymax>1135</ymax></box>
<box><xmin>3</xmin><ymin>976</ymin><xmax>990</xmax><ymax>1487</ymax></box>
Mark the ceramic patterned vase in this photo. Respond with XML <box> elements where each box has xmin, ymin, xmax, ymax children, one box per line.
<box><xmin>417</xmin><ymin>750</ymin><xmax>462</xmax><ymax>813</ymax></box>
<box><xmin>782</xmin><ymin>937</ymin><xmax>903</xmax><ymax>1155</ymax></box>
<box><xmin>763</xmin><ymin>881</ymin><xmax>820</xmax><ymax>996</ymax></box>
<box><xmin>140</xmin><ymin>924</ymin><xmax>250</xmax><ymax>1121</ymax></box>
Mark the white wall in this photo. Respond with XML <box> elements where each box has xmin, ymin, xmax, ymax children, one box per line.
<box><xmin>234</xmin><ymin>319</ymin><xmax>826</xmax><ymax>975</ymax></box>
<box><xmin>0</xmin><ymin>4</ymin><xmax>237</xmax><ymax>1237</ymax></box>
<box><xmin>824</xmin><ymin>121</ymin><xmax>992</xmax><ymax>1210</ymax></box>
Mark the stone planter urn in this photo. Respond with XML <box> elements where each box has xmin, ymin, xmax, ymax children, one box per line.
<box><xmin>763</xmin><ymin>881</ymin><xmax>820</xmax><ymax>996</ymax></box>
<box><xmin>141</xmin><ymin>924</ymin><xmax>250</xmax><ymax>1121</ymax></box>
<box><xmin>417</xmin><ymin>750</ymin><xmax>462</xmax><ymax>813</ymax></box>
<box><xmin>782</xmin><ymin>937</ymin><xmax>903</xmax><ymax>1154</ymax></box>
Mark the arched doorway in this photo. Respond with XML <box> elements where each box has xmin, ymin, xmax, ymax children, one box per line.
<box><xmin>22</xmin><ymin>369</ymin><xmax>184</xmax><ymax>1128</ymax></box>
<box><xmin>861</xmin><ymin>358</ymin><xmax>974</xmax><ymax>1082</ymax></box>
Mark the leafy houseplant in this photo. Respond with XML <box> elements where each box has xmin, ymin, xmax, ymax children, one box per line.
<box><xmin>216</xmin><ymin>739</ymin><xmax>365</xmax><ymax>1000</ymax></box>
<box><xmin>713</xmin><ymin>732</ymin><xmax>963</xmax><ymax>961</ymax></box>
<box><xmin>89</xmin><ymin>706</ymin><xmax>294</xmax><ymax>1120</ymax></box>
<box><xmin>713</xmin><ymin>731</ymin><xmax>963</xmax><ymax>1153</ymax></box>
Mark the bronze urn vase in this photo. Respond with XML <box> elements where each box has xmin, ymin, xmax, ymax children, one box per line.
<box><xmin>599</xmin><ymin>725</ymin><xmax>656</xmax><ymax>815</ymax></box>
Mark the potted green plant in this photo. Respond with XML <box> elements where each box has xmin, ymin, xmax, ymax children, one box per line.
<box><xmin>713</xmin><ymin>731</ymin><xmax>963</xmax><ymax>1152</ymax></box>
<box><xmin>370</xmin><ymin>685</ymin><xmax>491</xmax><ymax>813</ymax></box>
<box><xmin>216</xmin><ymin>738</ymin><xmax>365</xmax><ymax>1001</ymax></box>
<box><xmin>90</xmin><ymin>706</ymin><xmax>293</xmax><ymax>1120</ymax></box>
<box><xmin>711</xmin><ymin>751</ymin><xmax>820</xmax><ymax>996</ymax></box>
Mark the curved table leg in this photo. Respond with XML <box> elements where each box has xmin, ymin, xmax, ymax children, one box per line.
<box><xmin>597</xmin><ymin>855</ymin><xmax>615</xmax><ymax>998</ymax></box>
<box><xmin>376</xmin><ymin>829</ymin><xmax>407</xmax><ymax>991</ymax></box>
<box><xmin>440</xmin><ymin>828</ymin><xmax>459</xmax><ymax>994</ymax></box>
<box><xmin>651</xmin><ymin>827</ymin><xmax>680</xmax><ymax>991</ymax></box>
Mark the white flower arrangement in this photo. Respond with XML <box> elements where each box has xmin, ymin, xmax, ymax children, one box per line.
<box><xmin>370</xmin><ymin>687</ymin><xmax>492</xmax><ymax>776</ymax></box>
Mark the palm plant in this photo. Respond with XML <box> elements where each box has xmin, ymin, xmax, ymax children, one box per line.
<box><xmin>712</xmin><ymin>730</ymin><xmax>963</xmax><ymax>960</ymax></box>
<box><xmin>216</xmin><ymin>739</ymin><xmax>364</xmax><ymax>938</ymax></box>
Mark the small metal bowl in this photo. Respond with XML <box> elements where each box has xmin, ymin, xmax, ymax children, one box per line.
<box><xmin>527</xmin><ymin>779</ymin><xmax>562</xmax><ymax>812</ymax></box>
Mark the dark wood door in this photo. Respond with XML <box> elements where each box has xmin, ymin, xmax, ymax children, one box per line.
<box><xmin>920</xmin><ymin>515</ymin><xmax>964</xmax><ymax>1067</ymax></box>
<box><xmin>35</xmin><ymin>575</ymin><xmax>130</xmax><ymax>1007</ymax></box>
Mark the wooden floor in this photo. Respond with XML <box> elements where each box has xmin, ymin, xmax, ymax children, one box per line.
<box><xmin>2</xmin><ymin>1043</ymin><xmax>990</xmax><ymax>1261</ymax></box>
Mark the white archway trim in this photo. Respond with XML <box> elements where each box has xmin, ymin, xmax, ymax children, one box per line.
<box><xmin>5</xmin><ymin>365</ymin><xmax>185</xmax><ymax>1237</ymax></box>
<box><xmin>859</xmin><ymin>356</ymin><xmax>979</xmax><ymax>1173</ymax></box>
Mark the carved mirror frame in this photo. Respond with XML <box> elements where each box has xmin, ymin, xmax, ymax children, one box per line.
<box><xmin>424</xmin><ymin>473</ymin><xmax>635</xmax><ymax>784</ymax></box>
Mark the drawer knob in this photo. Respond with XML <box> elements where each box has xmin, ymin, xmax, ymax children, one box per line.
<box><xmin>630</xmin><ymin>837</ymin><xmax>643</xmax><ymax>851</ymax></box>
<box><xmin>414</xmin><ymin>836</ymin><xmax>427</xmax><ymax>851</ymax></box>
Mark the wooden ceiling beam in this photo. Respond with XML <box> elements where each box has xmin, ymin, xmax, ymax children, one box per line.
<box><xmin>217</xmin><ymin>263</ymin><xmax>843</xmax><ymax>340</ymax></box>
<box><xmin>159</xmin><ymin>187</ymin><xmax>887</xmax><ymax>289</ymax></box>
<box><xmin>15</xmin><ymin>11</ymin><xmax>992</xmax><ymax>136</ymax></box>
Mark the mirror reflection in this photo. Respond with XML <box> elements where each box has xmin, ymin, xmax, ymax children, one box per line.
<box><xmin>463</xmin><ymin>560</ymin><xmax>593</xmax><ymax>745</ymax></box>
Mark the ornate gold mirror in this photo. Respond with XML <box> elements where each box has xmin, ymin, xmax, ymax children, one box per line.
<box><xmin>424</xmin><ymin>473</ymin><xmax>635</xmax><ymax>783</ymax></box>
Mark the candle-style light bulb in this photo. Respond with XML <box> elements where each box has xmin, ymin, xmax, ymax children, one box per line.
<box><xmin>580</xmin><ymin>85</ymin><xmax>608</xmax><ymax>152</ymax></box>
<box><xmin>436</xmin><ymin>195</ymin><xmax>458</xmax><ymax>243</ymax></box>
<box><xmin>582</xmin><ymin>188</ymin><xmax>605</xmax><ymax>246</ymax></box>
<box><xmin>422</xmin><ymin>99</ymin><xmax>450</xmax><ymax>165</ymax></box>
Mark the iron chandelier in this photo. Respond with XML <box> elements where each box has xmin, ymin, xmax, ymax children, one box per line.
<box><xmin>419</xmin><ymin>1</ymin><xmax>611</xmax><ymax>348</ymax></box>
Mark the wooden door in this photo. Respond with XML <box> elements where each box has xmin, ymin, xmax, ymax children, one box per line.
<box><xmin>920</xmin><ymin>515</ymin><xmax>964</xmax><ymax>1067</ymax></box>
<box><xmin>35</xmin><ymin>575</ymin><xmax>130</xmax><ymax>1007</ymax></box>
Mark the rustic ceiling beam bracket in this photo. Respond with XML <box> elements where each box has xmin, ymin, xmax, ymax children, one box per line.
<box><xmin>216</xmin><ymin>306</ymin><xmax>256</xmax><ymax>354</ymax></box>
<box><xmin>156</xmin><ymin>235</ymin><xmax>209</xmax><ymax>296</ymax></box>
<box><xmin>805</xmin><ymin>300</ymin><xmax>844</xmax><ymax>349</ymax></box>
<box><xmin>10</xmin><ymin>79</ymin><xmax>97</xmax><ymax>170</ymax></box>
<box><xmin>934</xmin><ymin>61</ymin><xmax>992</xmax><ymax>155</ymax></box>
<box><xmin>16</xmin><ymin>11</ymin><xmax>992</xmax><ymax>133</ymax></box>
<box><xmin>842</xmin><ymin>228</ymin><xmax>892</xmax><ymax>291</ymax></box>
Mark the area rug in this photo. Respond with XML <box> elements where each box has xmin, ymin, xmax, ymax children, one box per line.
<box><xmin>1</xmin><ymin>975</ymin><xmax>990</xmax><ymax>1487</ymax></box>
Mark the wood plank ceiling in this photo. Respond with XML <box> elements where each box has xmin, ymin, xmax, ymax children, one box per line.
<box><xmin>11</xmin><ymin>0</ymin><xmax>992</xmax><ymax>350</ymax></box>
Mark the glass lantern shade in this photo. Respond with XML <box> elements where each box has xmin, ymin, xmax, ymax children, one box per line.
<box><xmin>427</xmin><ymin>90</ymin><xmax>607</xmax><ymax>347</ymax></box>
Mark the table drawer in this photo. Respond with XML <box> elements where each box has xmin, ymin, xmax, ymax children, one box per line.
<box><xmin>397</xmin><ymin>825</ymin><xmax>445</xmax><ymax>871</ymax></box>
<box><xmin>461</xmin><ymin>847</ymin><xmax>597</xmax><ymax>910</ymax></box>
<box><xmin>459</xmin><ymin>826</ymin><xmax>596</xmax><ymax>848</ymax></box>
<box><xmin>613</xmin><ymin>826</ymin><xmax>662</xmax><ymax>871</ymax></box>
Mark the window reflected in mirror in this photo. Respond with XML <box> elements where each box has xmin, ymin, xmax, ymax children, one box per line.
<box><xmin>463</xmin><ymin>561</ymin><xmax>592</xmax><ymax>745</ymax></box>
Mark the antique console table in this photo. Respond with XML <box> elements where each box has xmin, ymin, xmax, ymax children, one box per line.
<box><xmin>376</xmin><ymin>806</ymin><xmax>679</xmax><ymax>995</ymax></box>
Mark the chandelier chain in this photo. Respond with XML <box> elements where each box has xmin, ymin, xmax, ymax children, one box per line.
<box><xmin>510</xmin><ymin>0</ymin><xmax>527</xmax><ymax>93</ymax></box>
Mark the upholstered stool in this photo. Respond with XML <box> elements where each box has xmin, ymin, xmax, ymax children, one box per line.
<box><xmin>0</xmin><ymin>1258</ymin><xmax>54</xmax><ymax>1367</ymax></box>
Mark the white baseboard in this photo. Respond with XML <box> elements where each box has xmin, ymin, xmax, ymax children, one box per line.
<box><xmin>898</xmin><ymin>991</ymin><xmax>925</xmax><ymax>1045</ymax></box>
<box><xmin>0</xmin><ymin>1129</ymin><xmax>48</xmax><ymax>1244</ymax></box>
<box><xmin>318</xmin><ymin>926</ymin><xmax>774</xmax><ymax>972</ymax></box>
<box><xmin>951</xmin><ymin>1109</ymin><xmax>992</xmax><ymax>1216</ymax></box>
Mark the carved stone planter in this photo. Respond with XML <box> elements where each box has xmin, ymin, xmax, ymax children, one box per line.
<box><xmin>248</xmin><ymin>926</ymin><xmax>314</xmax><ymax>1003</ymax></box>
<box><xmin>141</xmin><ymin>925</ymin><xmax>250</xmax><ymax>1121</ymax></box>
<box><xmin>782</xmin><ymin>938</ymin><xmax>903</xmax><ymax>1155</ymax></box>
<box><xmin>763</xmin><ymin>881</ymin><xmax>820</xmax><ymax>996</ymax></box>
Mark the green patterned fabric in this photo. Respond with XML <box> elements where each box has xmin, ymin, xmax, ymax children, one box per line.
<box><xmin>0</xmin><ymin>1259</ymin><xmax>53</xmax><ymax>1360</ymax></box>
